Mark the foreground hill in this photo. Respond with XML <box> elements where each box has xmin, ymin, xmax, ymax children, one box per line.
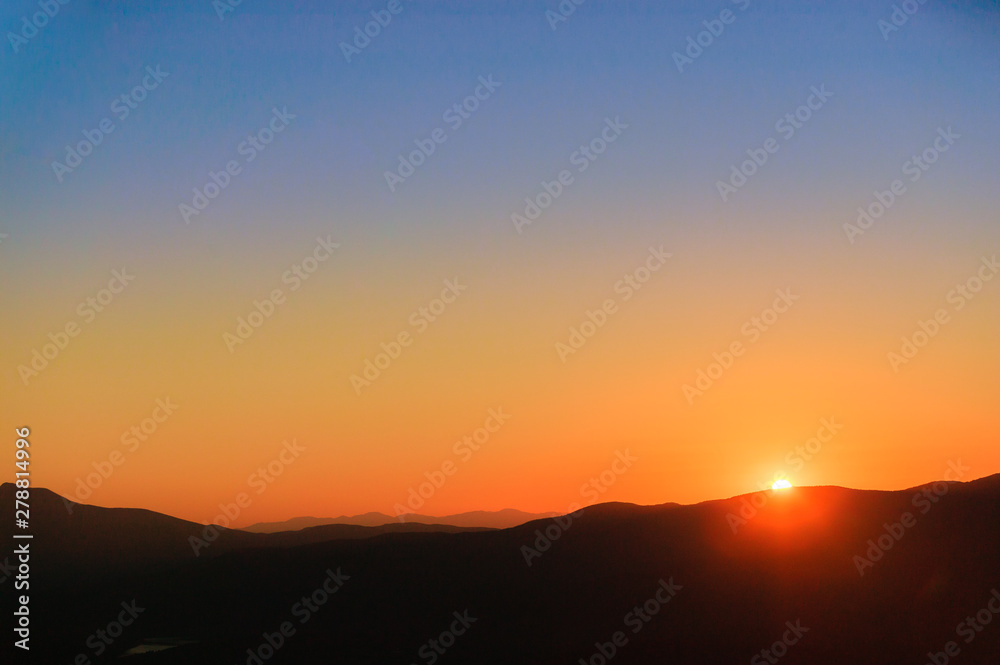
<box><xmin>2</xmin><ymin>476</ymin><xmax>998</xmax><ymax>664</ymax></box>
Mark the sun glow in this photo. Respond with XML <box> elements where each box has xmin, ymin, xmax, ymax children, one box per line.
<box><xmin>772</xmin><ymin>479</ymin><xmax>792</xmax><ymax>490</ymax></box>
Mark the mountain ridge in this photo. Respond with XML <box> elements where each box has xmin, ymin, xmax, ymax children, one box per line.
<box><xmin>241</xmin><ymin>507</ymin><xmax>562</xmax><ymax>532</ymax></box>
<box><xmin>2</xmin><ymin>475</ymin><xmax>998</xmax><ymax>663</ymax></box>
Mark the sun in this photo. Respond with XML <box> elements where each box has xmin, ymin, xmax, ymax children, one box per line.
<box><xmin>771</xmin><ymin>479</ymin><xmax>792</xmax><ymax>490</ymax></box>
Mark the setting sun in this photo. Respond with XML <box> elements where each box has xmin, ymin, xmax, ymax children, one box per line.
<box><xmin>772</xmin><ymin>480</ymin><xmax>793</xmax><ymax>490</ymax></box>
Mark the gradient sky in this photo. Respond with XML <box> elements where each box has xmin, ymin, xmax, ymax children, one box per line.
<box><xmin>2</xmin><ymin>0</ymin><xmax>998</xmax><ymax>527</ymax></box>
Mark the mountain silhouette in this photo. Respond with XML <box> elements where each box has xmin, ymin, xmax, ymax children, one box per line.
<box><xmin>0</xmin><ymin>485</ymin><xmax>491</xmax><ymax>581</ymax></box>
<box><xmin>2</xmin><ymin>476</ymin><xmax>998</xmax><ymax>664</ymax></box>
<box><xmin>243</xmin><ymin>508</ymin><xmax>560</xmax><ymax>532</ymax></box>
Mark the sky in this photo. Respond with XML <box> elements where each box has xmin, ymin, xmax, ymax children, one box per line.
<box><xmin>2</xmin><ymin>0</ymin><xmax>998</xmax><ymax>527</ymax></box>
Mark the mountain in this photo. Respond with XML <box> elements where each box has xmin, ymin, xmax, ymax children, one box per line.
<box><xmin>2</xmin><ymin>476</ymin><xmax>998</xmax><ymax>664</ymax></box>
<box><xmin>243</xmin><ymin>508</ymin><xmax>560</xmax><ymax>532</ymax></box>
<box><xmin>0</xmin><ymin>485</ymin><xmax>492</xmax><ymax>582</ymax></box>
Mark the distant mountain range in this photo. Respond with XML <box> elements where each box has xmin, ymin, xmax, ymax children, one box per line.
<box><xmin>242</xmin><ymin>508</ymin><xmax>560</xmax><ymax>533</ymax></box>
<box><xmin>2</xmin><ymin>475</ymin><xmax>998</xmax><ymax>664</ymax></box>
<box><xmin>0</xmin><ymin>486</ymin><xmax>492</xmax><ymax>580</ymax></box>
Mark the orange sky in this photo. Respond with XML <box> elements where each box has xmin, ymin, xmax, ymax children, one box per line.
<box><xmin>3</xmin><ymin>2</ymin><xmax>998</xmax><ymax>527</ymax></box>
<box><xmin>4</xmin><ymin>202</ymin><xmax>999</xmax><ymax>526</ymax></box>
